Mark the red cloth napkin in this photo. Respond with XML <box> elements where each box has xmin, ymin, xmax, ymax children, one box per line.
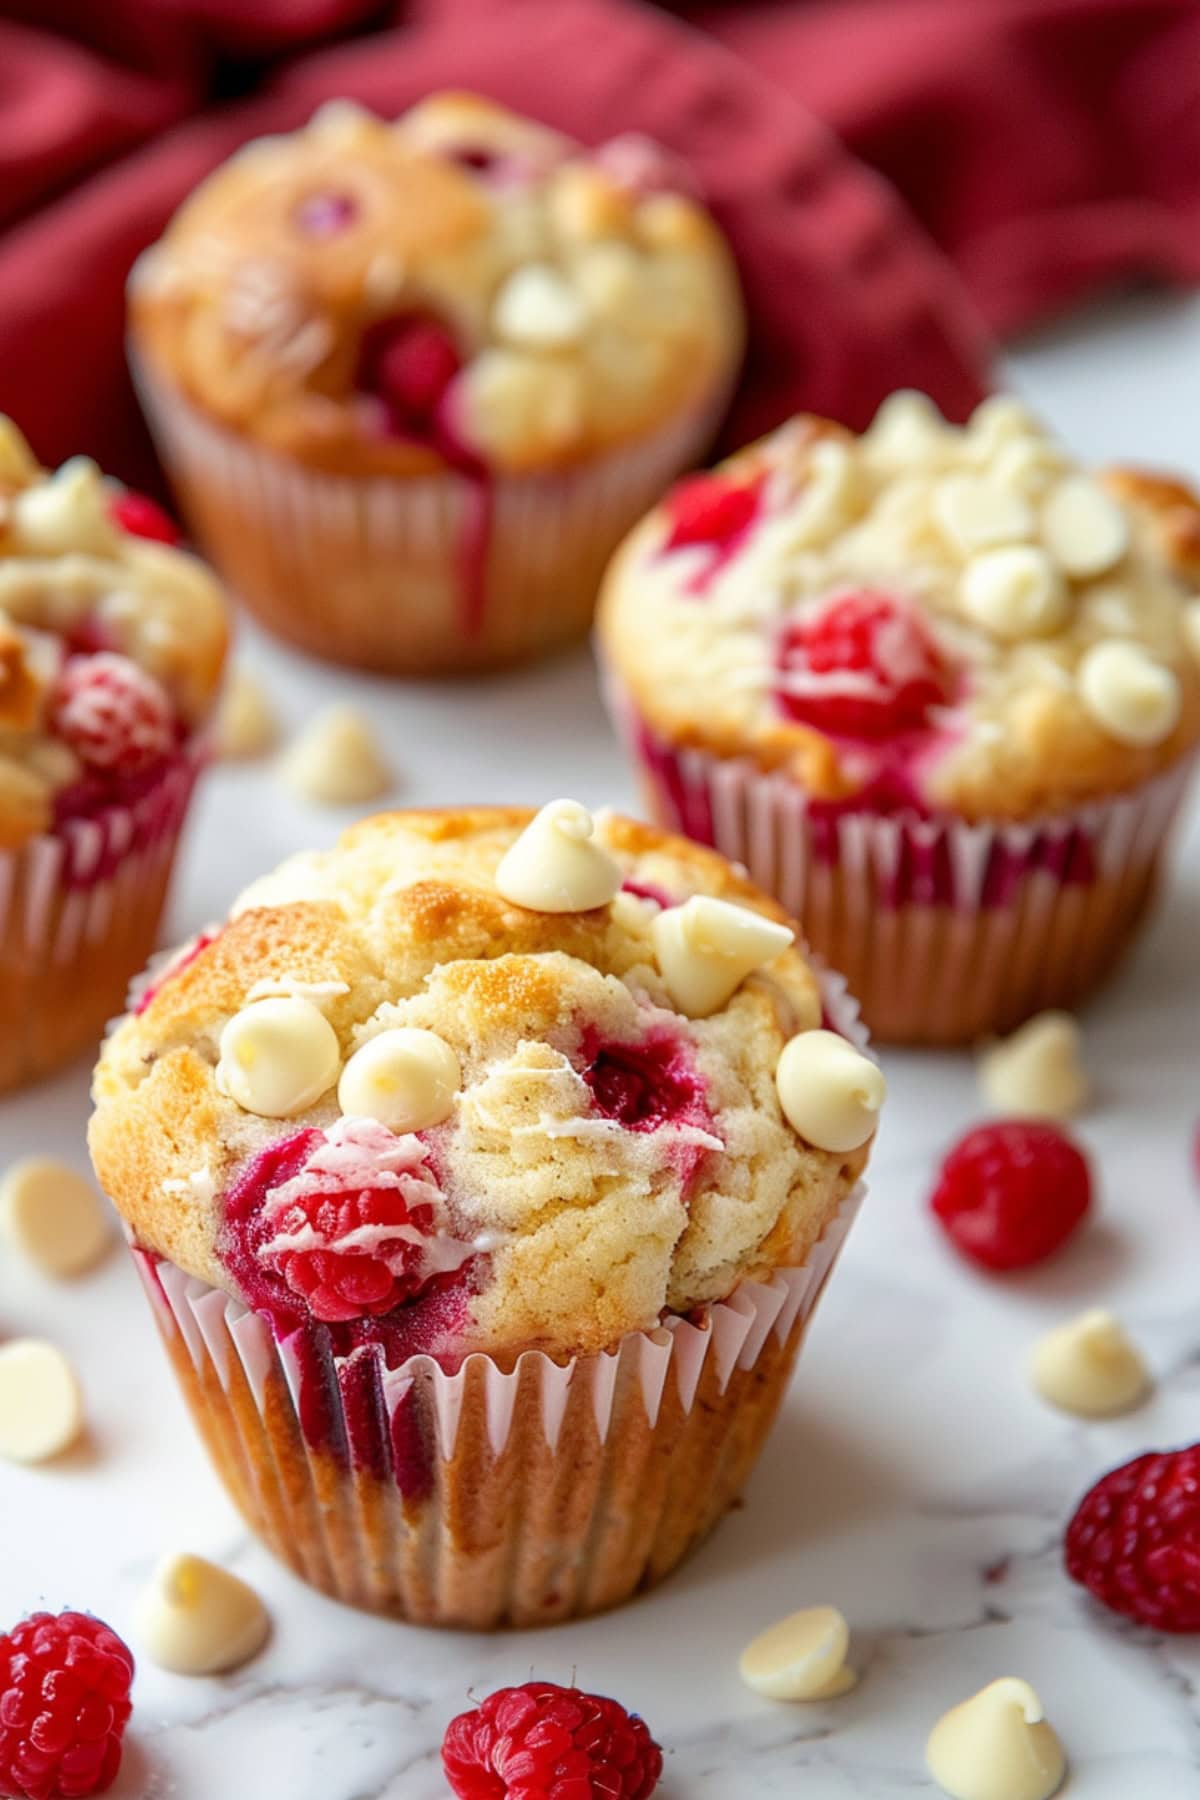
<box><xmin>0</xmin><ymin>0</ymin><xmax>1195</xmax><ymax>486</ymax></box>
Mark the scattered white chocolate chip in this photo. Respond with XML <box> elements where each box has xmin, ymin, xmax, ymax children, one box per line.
<box><xmin>215</xmin><ymin>667</ymin><xmax>279</xmax><ymax>760</ymax></box>
<box><xmin>280</xmin><ymin>705</ymin><xmax>392</xmax><ymax>807</ymax></box>
<box><xmin>782</xmin><ymin>440</ymin><xmax>863</xmax><ymax>548</ymax></box>
<box><xmin>989</xmin><ymin>435</ymin><xmax>1069</xmax><ymax>497</ymax></box>
<box><xmin>1184</xmin><ymin>599</ymin><xmax>1200</xmax><ymax>665</ymax></box>
<box><xmin>978</xmin><ymin>1011</ymin><xmax>1088</xmax><ymax>1121</ymax></box>
<box><xmin>932</xmin><ymin>474</ymin><xmax>1034</xmax><ymax>555</ymax></box>
<box><xmin>494</xmin><ymin>265</ymin><xmax>587</xmax><ymax>349</ymax></box>
<box><xmin>926</xmin><ymin>1678</ymin><xmax>1066</xmax><ymax>1800</ymax></box>
<box><xmin>862</xmin><ymin>390</ymin><xmax>952</xmax><ymax>468</ymax></box>
<box><xmin>739</xmin><ymin>1606</ymin><xmax>857</xmax><ymax>1701</ymax></box>
<box><xmin>216</xmin><ymin>997</ymin><xmax>341</xmax><ymax>1118</ymax></box>
<box><xmin>961</xmin><ymin>545</ymin><xmax>1069</xmax><ymax>640</ymax></box>
<box><xmin>1077</xmin><ymin>641</ymin><xmax>1181</xmax><ymax>746</ymax></box>
<box><xmin>12</xmin><ymin>458</ymin><xmax>117</xmax><ymax>556</ymax></box>
<box><xmin>135</xmin><ymin>1553</ymin><xmax>270</xmax><ymax>1676</ymax></box>
<box><xmin>0</xmin><ymin>1158</ymin><xmax>112</xmax><ymax>1277</ymax></box>
<box><xmin>1030</xmin><ymin>1309</ymin><xmax>1149</xmax><ymax>1418</ymax></box>
<box><xmin>652</xmin><ymin>896</ymin><xmax>793</xmax><ymax>1019</ymax></box>
<box><xmin>966</xmin><ymin>394</ymin><xmax>1044</xmax><ymax>455</ymax></box>
<box><xmin>1041</xmin><ymin>475</ymin><xmax>1129</xmax><ymax>579</ymax></box>
<box><xmin>339</xmin><ymin>1028</ymin><xmax>461</xmax><ymax>1131</ymax></box>
<box><xmin>495</xmin><ymin>800</ymin><xmax>622</xmax><ymax>913</ymax></box>
<box><xmin>775</xmin><ymin>1030</ymin><xmax>885</xmax><ymax>1153</ymax></box>
<box><xmin>0</xmin><ymin>1339</ymin><xmax>84</xmax><ymax>1463</ymax></box>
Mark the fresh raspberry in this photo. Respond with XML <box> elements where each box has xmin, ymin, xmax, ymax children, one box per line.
<box><xmin>356</xmin><ymin>315</ymin><xmax>461</xmax><ymax>440</ymax></box>
<box><xmin>1065</xmin><ymin>1446</ymin><xmax>1200</xmax><ymax>1632</ymax></box>
<box><xmin>930</xmin><ymin>1120</ymin><xmax>1092</xmax><ymax>1272</ymax></box>
<box><xmin>662</xmin><ymin>470</ymin><xmax>763</xmax><ymax>554</ymax></box>
<box><xmin>50</xmin><ymin>653</ymin><xmax>175</xmax><ymax>777</ymax></box>
<box><xmin>776</xmin><ymin>589</ymin><xmax>950</xmax><ymax>739</ymax></box>
<box><xmin>442</xmin><ymin>1682</ymin><xmax>663</xmax><ymax>1800</ymax></box>
<box><xmin>107</xmin><ymin>490</ymin><xmax>181</xmax><ymax>545</ymax></box>
<box><xmin>0</xmin><ymin>1611</ymin><xmax>134</xmax><ymax>1800</ymax></box>
<box><xmin>262</xmin><ymin>1181</ymin><xmax>439</xmax><ymax>1325</ymax></box>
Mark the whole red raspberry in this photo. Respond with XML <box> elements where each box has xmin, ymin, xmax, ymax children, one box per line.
<box><xmin>50</xmin><ymin>653</ymin><xmax>175</xmax><ymax>777</ymax></box>
<box><xmin>262</xmin><ymin>1182</ymin><xmax>439</xmax><ymax>1324</ymax></box>
<box><xmin>442</xmin><ymin>1682</ymin><xmax>663</xmax><ymax>1800</ymax></box>
<box><xmin>930</xmin><ymin>1120</ymin><xmax>1092</xmax><ymax>1272</ymax></box>
<box><xmin>108</xmin><ymin>491</ymin><xmax>181</xmax><ymax>545</ymax></box>
<box><xmin>1065</xmin><ymin>1446</ymin><xmax>1200</xmax><ymax>1632</ymax></box>
<box><xmin>0</xmin><ymin>1611</ymin><xmax>134</xmax><ymax>1800</ymax></box>
<box><xmin>356</xmin><ymin>315</ymin><xmax>461</xmax><ymax>440</ymax></box>
<box><xmin>662</xmin><ymin>470</ymin><xmax>763</xmax><ymax>554</ymax></box>
<box><xmin>776</xmin><ymin>589</ymin><xmax>950</xmax><ymax>739</ymax></box>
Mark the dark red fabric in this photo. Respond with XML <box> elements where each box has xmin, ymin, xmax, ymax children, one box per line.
<box><xmin>0</xmin><ymin>0</ymin><xmax>1193</xmax><ymax>486</ymax></box>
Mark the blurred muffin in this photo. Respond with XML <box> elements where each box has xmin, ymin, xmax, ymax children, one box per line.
<box><xmin>598</xmin><ymin>393</ymin><xmax>1200</xmax><ymax>1043</ymax></box>
<box><xmin>0</xmin><ymin>417</ymin><xmax>227</xmax><ymax>1089</ymax></box>
<box><xmin>91</xmin><ymin>803</ymin><xmax>878</xmax><ymax>1626</ymax></box>
<box><xmin>129</xmin><ymin>94</ymin><xmax>743</xmax><ymax>674</ymax></box>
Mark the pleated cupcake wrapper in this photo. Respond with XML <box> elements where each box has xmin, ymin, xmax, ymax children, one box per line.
<box><xmin>134</xmin><ymin>358</ymin><xmax>730</xmax><ymax>673</ymax></box>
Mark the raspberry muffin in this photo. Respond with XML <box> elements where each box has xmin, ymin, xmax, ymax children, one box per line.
<box><xmin>90</xmin><ymin>803</ymin><xmax>879</xmax><ymax>1627</ymax></box>
<box><xmin>128</xmin><ymin>94</ymin><xmax>743</xmax><ymax>675</ymax></box>
<box><xmin>598</xmin><ymin>393</ymin><xmax>1200</xmax><ymax>1044</ymax></box>
<box><xmin>0</xmin><ymin>417</ymin><xmax>227</xmax><ymax>1090</ymax></box>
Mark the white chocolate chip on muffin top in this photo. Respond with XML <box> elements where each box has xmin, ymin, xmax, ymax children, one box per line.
<box><xmin>89</xmin><ymin>807</ymin><xmax>875</xmax><ymax>1362</ymax></box>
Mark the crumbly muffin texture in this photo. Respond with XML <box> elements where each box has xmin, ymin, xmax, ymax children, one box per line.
<box><xmin>90</xmin><ymin>808</ymin><xmax>869</xmax><ymax>1361</ymax></box>
<box><xmin>129</xmin><ymin>93</ymin><xmax>744</xmax><ymax>477</ymax></box>
<box><xmin>0</xmin><ymin>419</ymin><xmax>228</xmax><ymax>847</ymax></box>
<box><xmin>599</xmin><ymin>394</ymin><xmax>1200</xmax><ymax>820</ymax></box>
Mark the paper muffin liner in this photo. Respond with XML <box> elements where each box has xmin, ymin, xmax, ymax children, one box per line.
<box><xmin>0</xmin><ymin>748</ymin><xmax>204</xmax><ymax>1092</ymax></box>
<box><xmin>607</xmin><ymin>683</ymin><xmax>1195</xmax><ymax>1045</ymax></box>
<box><xmin>133</xmin><ymin>359</ymin><xmax>730</xmax><ymax>676</ymax></box>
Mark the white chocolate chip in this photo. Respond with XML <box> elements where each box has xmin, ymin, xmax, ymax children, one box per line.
<box><xmin>216</xmin><ymin>997</ymin><xmax>341</xmax><ymax>1118</ymax></box>
<box><xmin>1077</xmin><ymin>641</ymin><xmax>1181</xmax><ymax>745</ymax></box>
<box><xmin>1041</xmin><ymin>475</ymin><xmax>1129</xmax><ymax>578</ymax></box>
<box><xmin>933</xmin><ymin>474</ymin><xmax>1035</xmax><ymax>554</ymax></box>
<box><xmin>739</xmin><ymin>1606</ymin><xmax>857</xmax><ymax>1701</ymax></box>
<box><xmin>960</xmin><ymin>545</ymin><xmax>1069</xmax><ymax>640</ymax></box>
<box><xmin>0</xmin><ymin>1339</ymin><xmax>84</xmax><ymax>1463</ymax></box>
<box><xmin>989</xmin><ymin>436</ymin><xmax>1069</xmax><ymax>498</ymax></box>
<box><xmin>965</xmin><ymin>395</ymin><xmax>1044</xmax><ymax>456</ymax></box>
<box><xmin>1030</xmin><ymin>1309</ymin><xmax>1149</xmax><ymax>1418</ymax></box>
<box><xmin>652</xmin><ymin>896</ymin><xmax>793</xmax><ymax>1019</ymax></box>
<box><xmin>280</xmin><ymin>705</ymin><xmax>392</xmax><ymax>806</ymax></box>
<box><xmin>775</xmin><ymin>1030</ymin><xmax>885</xmax><ymax>1153</ymax></box>
<box><xmin>978</xmin><ymin>1012</ymin><xmax>1088</xmax><ymax>1121</ymax></box>
<box><xmin>338</xmin><ymin>1028</ymin><xmax>461</xmax><ymax>1131</ymax></box>
<box><xmin>307</xmin><ymin>98</ymin><xmax>377</xmax><ymax>144</ymax></box>
<box><xmin>1184</xmin><ymin>599</ymin><xmax>1200</xmax><ymax>665</ymax></box>
<box><xmin>495</xmin><ymin>801</ymin><xmax>622</xmax><ymax>913</ymax></box>
<box><xmin>135</xmin><ymin>1553</ymin><xmax>270</xmax><ymax>1676</ymax></box>
<box><xmin>494</xmin><ymin>265</ymin><xmax>587</xmax><ymax>349</ymax></box>
<box><xmin>12</xmin><ymin>459</ymin><xmax>117</xmax><ymax>557</ymax></box>
<box><xmin>783</xmin><ymin>441</ymin><xmax>863</xmax><ymax>549</ymax></box>
<box><xmin>862</xmin><ymin>390</ymin><xmax>952</xmax><ymax>470</ymax></box>
<box><xmin>926</xmin><ymin>1678</ymin><xmax>1066</xmax><ymax>1800</ymax></box>
<box><xmin>216</xmin><ymin>667</ymin><xmax>279</xmax><ymax>760</ymax></box>
<box><xmin>0</xmin><ymin>1158</ymin><xmax>112</xmax><ymax>1277</ymax></box>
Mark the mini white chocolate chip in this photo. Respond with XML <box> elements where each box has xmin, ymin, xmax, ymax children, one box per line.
<box><xmin>1030</xmin><ymin>1309</ymin><xmax>1149</xmax><ymax>1418</ymax></box>
<box><xmin>280</xmin><ymin>705</ymin><xmax>392</xmax><ymax>806</ymax></box>
<box><xmin>783</xmin><ymin>440</ymin><xmax>863</xmax><ymax>548</ymax></box>
<box><xmin>1077</xmin><ymin>641</ymin><xmax>1181</xmax><ymax>745</ymax></box>
<box><xmin>307</xmin><ymin>97</ymin><xmax>377</xmax><ymax>144</ymax></box>
<box><xmin>862</xmin><ymin>390</ymin><xmax>951</xmax><ymax>469</ymax></box>
<box><xmin>216</xmin><ymin>667</ymin><xmax>279</xmax><ymax>760</ymax></box>
<box><xmin>494</xmin><ymin>265</ymin><xmax>587</xmax><ymax>349</ymax></box>
<box><xmin>978</xmin><ymin>1012</ymin><xmax>1088</xmax><ymax>1121</ymax></box>
<box><xmin>989</xmin><ymin>435</ymin><xmax>1069</xmax><ymax>497</ymax></box>
<box><xmin>12</xmin><ymin>459</ymin><xmax>117</xmax><ymax>557</ymax></box>
<box><xmin>961</xmin><ymin>545</ymin><xmax>1069</xmax><ymax>640</ymax></box>
<box><xmin>0</xmin><ymin>1339</ymin><xmax>84</xmax><ymax>1463</ymax></box>
<box><xmin>652</xmin><ymin>896</ymin><xmax>793</xmax><ymax>1019</ymax></box>
<box><xmin>932</xmin><ymin>474</ymin><xmax>1035</xmax><ymax>554</ymax></box>
<box><xmin>965</xmin><ymin>394</ymin><xmax>1044</xmax><ymax>455</ymax></box>
<box><xmin>1041</xmin><ymin>475</ymin><xmax>1129</xmax><ymax>578</ymax></box>
<box><xmin>135</xmin><ymin>1553</ymin><xmax>270</xmax><ymax>1676</ymax></box>
<box><xmin>739</xmin><ymin>1606</ymin><xmax>857</xmax><ymax>1701</ymax></box>
<box><xmin>926</xmin><ymin>1678</ymin><xmax>1066</xmax><ymax>1800</ymax></box>
<box><xmin>0</xmin><ymin>1158</ymin><xmax>112</xmax><ymax>1278</ymax></box>
<box><xmin>775</xmin><ymin>1030</ymin><xmax>885</xmax><ymax>1153</ymax></box>
<box><xmin>339</xmin><ymin>1028</ymin><xmax>461</xmax><ymax>1131</ymax></box>
<box><xmin>216</xmin><ymin>997</ymin><xmax>341</xmax><ymax>1119</ymax></box>
<box><xmin>495</xmin><ymin>801</ymin><xmax>622</xmax><ymax>913</ymax></box>
<box><xmin>1184</xmin><ymin>599</ymin><xmax>1200</xmax><ymax>665</ymax></box>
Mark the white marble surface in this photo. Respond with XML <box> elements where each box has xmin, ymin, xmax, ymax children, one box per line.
<box><xmin>3</xmin><ymin>294</ymin><xmax>1200</xmax><ymax>1798</ymax></box>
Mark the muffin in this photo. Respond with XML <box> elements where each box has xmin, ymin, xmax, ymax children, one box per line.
<box><xmin>90</xmin><ymin>803</ymin><xmax>880</xmax><ymax>1627</ymax></box>
<box><xmin>128</xmin><ymin>93</ymin><xmax>744</xmax><ymax>675</ymax></box>
<box><xmin>0</xmin><ymin>417</ymin><xmax>227</xmax><ymax>1090</ymax></box>
<box><xmin>598</xmin><ymin>393</ymin><xmax>1200</xmax><ymax>1044</ymax></box>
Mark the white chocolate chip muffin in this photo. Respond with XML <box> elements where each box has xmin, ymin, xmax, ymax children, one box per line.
<box><xmin>0</xmin><ymin>416</ymin><xmax>228</xmax><ymax>1090</ymax></box>
<box><xmin>129</xmin><ymin>94</ymin><xmax>744</xmax><ymax>674</ymax></box>
<box><xmin>599</xmin><ymin>394</ymin><xmax>1200</xmax><ymax>1044</ymax></box>
<box><xmin>90</xmin><ymin>804</ymin><xmax>875</xmax><ymax>1628</ymax></box>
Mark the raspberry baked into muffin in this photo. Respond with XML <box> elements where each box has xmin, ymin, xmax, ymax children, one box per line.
<box><xmin>598</xmin><ymin>394</ymin><xmax>1200</xmax><ymax>1043</ymax></box>
<box><xmin>90</xmin><ymin>803</ymin><xmax>880</xmax><ymax>1627</ymax></box>
<box><xmin>0</xmin><ymin>417</ymin><xmax>227</xmax><ymax>1090</ymax></box>
<box><xmin>128</xmin><ymin>94</ymin><xmax>743</xmax><ymax>674</ymax></box>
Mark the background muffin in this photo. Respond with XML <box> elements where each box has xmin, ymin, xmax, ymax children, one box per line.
<box><xmin>598</xmin><ymin>393</ymin><xmax>1200</xmax><ymax>1043</ymax></box>
<box><xmin>91</xmin><ymin>803</ymin><xmax>878</xmax><ymax>1627</ymax></box>
<box><xmin>129</xmin><ymin>94</ymin><xmax>744</xmax><ymax>675</ymax></box>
